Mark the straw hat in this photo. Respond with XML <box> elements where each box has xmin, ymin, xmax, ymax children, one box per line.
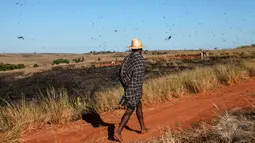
<box><xmin>128</xmin><ymin>38</ymin><xmax>145</xmax><ymax>49</ymax></box>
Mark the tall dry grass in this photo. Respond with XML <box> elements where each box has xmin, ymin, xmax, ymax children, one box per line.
<box><xmin>0</xmin><ymin>59</ymin><xmax>255</xmax><ymax>143</ymax></box>
<box><xmin>239</xmin><ymin>60</ymin><xmax>255</xmax><ymax>76</ymax></box>
<box><xmin>214</xmin><ymin>64</ymin><xmax>249</xmax><ymax>85</ymax></box>
<box><xmin>0</xmin><ymin>88</ymin><xmax>82</xmax><ymax>143</ymax></box>
<box><xmin>95</xmin><ymin>59</ymin><xmax>254</xmax><ymax>111</ymax></box>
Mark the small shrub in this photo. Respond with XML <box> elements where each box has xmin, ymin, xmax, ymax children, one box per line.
<box><xmin>73</xmin><ymin>57</ymin><xmax>85</xmax><ymax>63</ymax></box>
<box><xmin>53</xmin><ymin>59</ymin><xmax>70</xmax><ymax>65</ymax></box>
<box><xmin>0</xmin><ymin>63</ymin><xmax>25</xmax><ymax>71</ymax></box>
<box><xmin>33</xmin><ymin>64</ymin><xmax>39</xmax><ymax>68</ymax></box>
<box><xmin>98</xmin><ymin>57</ymin><xmax>101</xmax><ymax>61</ymax></box>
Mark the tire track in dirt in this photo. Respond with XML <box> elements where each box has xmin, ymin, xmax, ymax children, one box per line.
<box><xmin>21</xmin><ymin>78</ymin><xmax>255</xmax><ymax>143</ymax></box>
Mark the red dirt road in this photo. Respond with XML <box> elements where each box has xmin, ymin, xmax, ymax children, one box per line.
<box><xmin>21</xmin><ymin>78</ymin><xmax>255</xmax><ymax>143</ymax></box>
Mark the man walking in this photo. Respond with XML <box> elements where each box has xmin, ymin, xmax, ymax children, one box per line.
<box><xmin>114</xmin><ymin>38</ymin><xmax>149</xmax><ymax>142</ymax></box>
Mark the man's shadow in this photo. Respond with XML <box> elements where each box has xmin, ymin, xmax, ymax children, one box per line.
<box><xmin>82</xmin><ymin>107</ymin><xmax>140</xmax><ymax>141</ymax></box>
<box><xmin>82</xmin><ymin>107</ymin><xmax>116</xmax><ymax>141</ymax></box>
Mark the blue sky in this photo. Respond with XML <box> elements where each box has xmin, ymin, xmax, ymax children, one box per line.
<box><xmin>1</xmin><ymin>0</ymin><xmax>255</xmax><ymax>53</ymax></box>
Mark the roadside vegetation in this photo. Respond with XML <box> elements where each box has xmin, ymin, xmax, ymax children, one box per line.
<box><xmin>134</xmin><ymin>108</ymin><xmax>255</xmax><ymax>143</ymax></box>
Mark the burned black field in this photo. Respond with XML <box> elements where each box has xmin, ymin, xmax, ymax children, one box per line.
<box><xmin>0</xmin><ymin>56</ymin><xmax>254</xmax><ymax>104</ymax></box>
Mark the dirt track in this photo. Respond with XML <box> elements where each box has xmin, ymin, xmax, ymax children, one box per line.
<box><xmin>21</xmin><ymin>78</ymin><xmax>255</xmax><ymax>143</ymax></box>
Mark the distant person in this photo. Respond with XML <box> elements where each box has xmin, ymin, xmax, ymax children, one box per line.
<box><xmin>203</xmin><ymin>50</ymin><xmax>207</xmax><ymax>57</ymax></box>
<box><xmin>200</xmin><ymin>50</ymin><xmax>208</xmax><ymax>59</ymax></box>
<box><xmin>114</xmin><ymin>38</ymin><xmax>149</xmax><ymax>142</ymax></box>
<box><xmin>200</xmin><ymin>51</ymin><xmax>204</xmax><ymax>59</ymax></box>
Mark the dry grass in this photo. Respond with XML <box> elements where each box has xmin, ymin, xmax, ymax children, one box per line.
<box><xmin>0</xmin><ymin>59</ymin><xmax>255</xmax><ymax>143</ymax></box>
<box><xmin>240</xmin><ymin>60</ymin><xmax>255</xmax><ymax>76</ymax></box>
<box><xmin>134</xmin><ymin>108</ymin><xmax>255</xmax><ymax>143</ymax></box>
<box><xmin>214</xmin><ymin>64</ymin><xmax>249</xmax><ymax>85</ymax></box>
<box><xmin>95</xmin><ymin>59</ymin><xmax>254</xmax><ymax>111</ymax></box>
<box><xmin>0</xmin><ymin>88</ymin><xmax>82</xmax><ymax>143</ymax></box>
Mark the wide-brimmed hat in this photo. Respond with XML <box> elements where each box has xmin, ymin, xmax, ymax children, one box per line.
<box><xmin>128</xmin><ymin>38</ymin><xmax>145</xmax><ymax>49</ymax></box>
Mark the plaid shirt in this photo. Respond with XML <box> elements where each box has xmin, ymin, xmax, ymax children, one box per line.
<box><xmin>119</xmin><ymin>52</ymin><xmax>146</xmax><ymax>106</ymax></box>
